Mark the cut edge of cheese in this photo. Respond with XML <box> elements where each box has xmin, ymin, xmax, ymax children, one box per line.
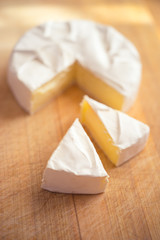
<box><xmin>8</xmin><ymin>62</ymin><xmax>126</xmax><ymax>114</ymax></box>
<box><xmin>76</xmin><ymin>64</ymin><xmax>124</xmax><ymax>111</ymax></box>
<box><xmin>31</xmin><ymin>64</ymin><xmax>76</xmax><ymax>113</ymax></box>
<box><xmin>80</xmin><ymin>95</ymin><xmax>150</xmax><ymax>166</ymax></box>
<box><xmin>41</xmin><ymin>118</ymin><xmax>109</xmax><ymax>194</ymax></box>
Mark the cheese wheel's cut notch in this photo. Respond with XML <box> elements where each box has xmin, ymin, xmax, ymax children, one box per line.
<box><xmin>8</xmin><ymin>20</ymin><xmax>142</xmax><ymax>114</ymax></box>
<box><xmin>41</xmin><ymin>119</ymin><xmax>109</xmax><ymax>194</ymax></box>
<box><xmin>80</xmin><ymin>95</ymin><xmax>150</xmax><ymax>166</ymax></box>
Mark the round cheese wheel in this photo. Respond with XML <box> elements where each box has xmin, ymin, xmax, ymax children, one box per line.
<box><xmin>8</xmin><ymin>20</ymin><xmax>141</xmax><ymax>114</ymax></box>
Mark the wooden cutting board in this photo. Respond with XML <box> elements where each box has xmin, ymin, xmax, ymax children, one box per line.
<box><xmin>0</xmin><ymin>0</ymin><xmax>160</xmax><ymax>239</ymax></box>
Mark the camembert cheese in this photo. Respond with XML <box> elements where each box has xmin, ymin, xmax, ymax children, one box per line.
<box><xmin>80</xmin><ymin>96</ymin><xmax>150</xmax><ymax>166</ymax></box>
<box><xmin>41</xmin><ymin>119</ymin><xmax>109</xmax><ymax>194</ymax></box>
<box><xmin>8</xmin><ymin>20</ymin><xmax>141</xmax><ymax>114</ymax></box>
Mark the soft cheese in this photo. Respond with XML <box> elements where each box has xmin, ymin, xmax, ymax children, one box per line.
<box><xmin>41</xmin><ymin>119</ymin><xmax>109</xmax><ymax>194</ymax></box>
<box><xmin>80</xmin><ymin>95</ymin><xmax>150</xmax><ymax>166</ymax></box>
<box><xmin>8</xmin><ymin>20</ymin><xmax>141</xmax><ymax>113</ymax></box>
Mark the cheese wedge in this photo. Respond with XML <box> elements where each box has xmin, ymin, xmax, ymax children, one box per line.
<box><xmin>8</xmin><ymin>20</ymin><xmax>141</xmax><ymax>114</ymax></box>
<box><xmin>41</xmin><ymin>119</ymin><xmax>109</xmax><ymax>194</ymax></box>
<box><xmin>80</xmin><ymin>96</ymin><xmax>150</xmax><ymax>166</ymax></box>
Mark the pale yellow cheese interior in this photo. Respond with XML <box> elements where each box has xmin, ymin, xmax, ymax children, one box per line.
<box><xmin>31</xmin><ymin>64</ymin><xmax>76</xmax><ymax>113</ymax></box>
<box><xmin>31</xmin><ymin>62</ymin><xmax>124</xmax><ymax>113</ymax></box>
<box><xmin>76</xmin><ymin>64</ymin><xmax>124</xmax><ymax>110</ymax></box>
<box><xmin>80</xmin><ymin>100</ymin><xmax>120</xmax><ymax>165</ymax></box>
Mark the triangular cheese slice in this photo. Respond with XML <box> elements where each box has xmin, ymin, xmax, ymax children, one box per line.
<box><xmin>80</xmin><ymin>95</ymin><xmax>150</xmax><ymax>166</ymax></box>
<box><xmin>41</xmin><ymin>119</ymin><xmax>109</xmax><ymax>194</ymax></box>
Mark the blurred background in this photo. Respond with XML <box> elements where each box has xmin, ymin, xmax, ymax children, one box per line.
<box><xmin>0</xmin><ymin>0</ymin><xmax>157</xmax><ymax>52</ymax></box>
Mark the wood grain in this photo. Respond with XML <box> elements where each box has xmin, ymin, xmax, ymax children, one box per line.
<box><xmin>0</xmin><ymin>0</ymin><xmax>160</xmax><ymax>239</ymax></box>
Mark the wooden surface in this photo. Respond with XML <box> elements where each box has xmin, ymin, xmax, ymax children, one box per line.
<box><xmin>0</xmin><ymin>0</ymin><xmax>160</xmax><ymax>239</ymax></box>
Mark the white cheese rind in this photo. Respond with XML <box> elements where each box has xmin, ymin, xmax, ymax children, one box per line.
<box><xmin>41</xmin><ymin>119</ymin><xmax>109</xmax><ymax>194</ymax></box>
<box><xmin>8</xmin><ymin>20</ymin><xmax>142</xmax><ymax>113</ymax></box>
<box><xmin>83</xmin><ymin>95</ymin><xmax>150</xmax><ymax>166</ymax></box>
<box><xmin>8</xmin><ymin>65</ymin><xmax>31</xmax><ymax>112</ymax></box>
